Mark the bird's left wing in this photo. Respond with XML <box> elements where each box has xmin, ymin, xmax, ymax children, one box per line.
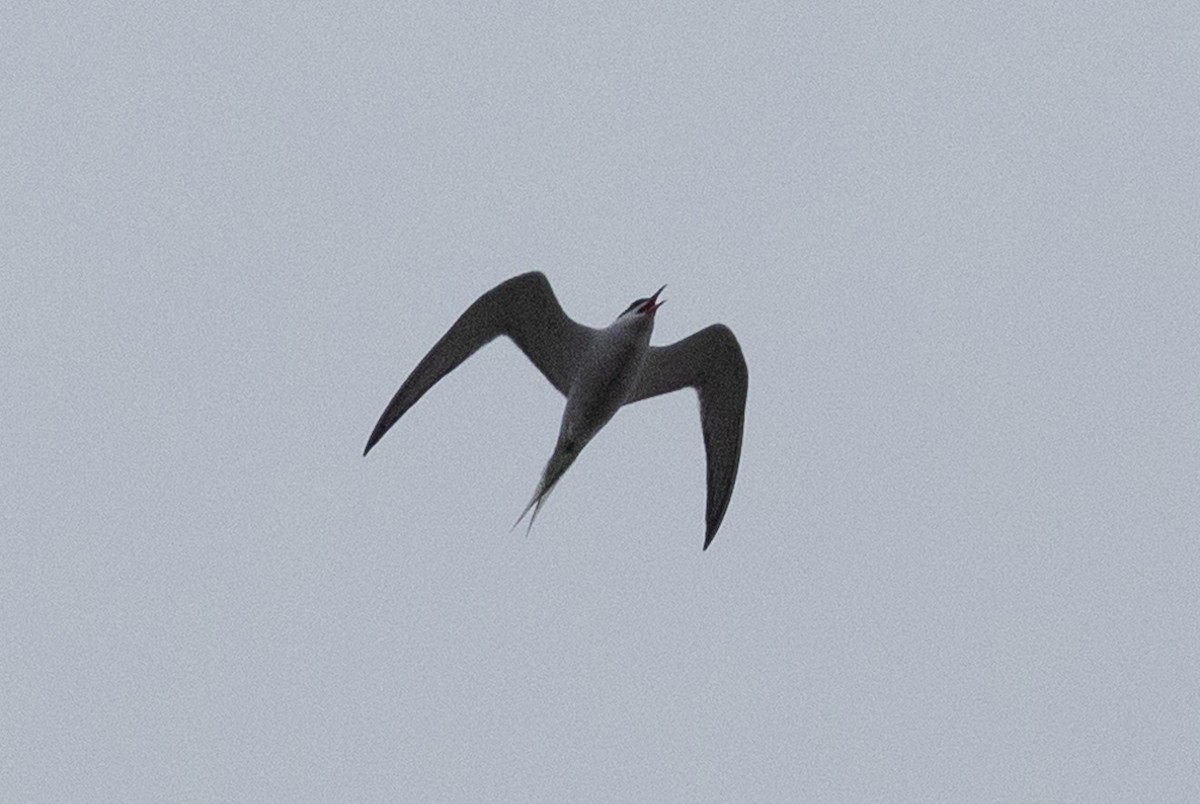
<box><xmin>364</xmin><ymin>272</ymin><xmax>596</xmax><ymax>455</ymax></box>
<box><xmin>627</xmin><ymin>324</ymin><xmax>747</xmax><ymax>549</ymax></box>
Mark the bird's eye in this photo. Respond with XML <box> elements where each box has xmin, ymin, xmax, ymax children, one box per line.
<box><xmin>623</xmin><ymin>298</ymin><xmax>649</xmax><ymax>315</ymax></box>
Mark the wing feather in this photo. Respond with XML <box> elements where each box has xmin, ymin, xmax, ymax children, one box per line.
<box><xmin>363</xmin><ymin>272</ymin><xmax>595</xmax><ymax>455</ymax></box>
<box><xmin>628</xmin><ymin>324</ymin><xmax>747</xmax><ymax>549</ymax></box>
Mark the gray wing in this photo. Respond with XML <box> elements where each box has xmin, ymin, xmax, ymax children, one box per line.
<box><xmin>628</xmin><ymin>324</ymin><xmax>747</xmax><ymax>550</ymax></box>
<box><xmin>364</xmin><ymin>272</ymin><xmax>596</xmax><ymax>455</ymax></box>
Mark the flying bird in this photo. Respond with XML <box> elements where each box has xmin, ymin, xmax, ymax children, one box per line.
<box><xmin>363</xmin><ymin>272</ymin><xmax>747</xmax><ymax>550</ymax></box>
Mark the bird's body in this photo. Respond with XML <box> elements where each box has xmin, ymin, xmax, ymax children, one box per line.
<box><xmin>515</xmin><ymin>297</ymin><xmax>657</xmax><ymax>530</ymax></box>
<box><xmin>364</xmin><ymin>272</ymin><xmax>746</xmax><ymax>549</ymax></box>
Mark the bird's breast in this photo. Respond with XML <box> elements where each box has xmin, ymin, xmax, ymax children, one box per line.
<box><xmin>561</xmin><ymin>337</ymin><xmax>646</xmax><ymax>438</ymax></box>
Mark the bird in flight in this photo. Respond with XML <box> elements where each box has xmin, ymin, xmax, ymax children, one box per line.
<box><xmin>363</xmin><ymin>272</ymin><xmax>747</xmax><ymax>550</ymax></box>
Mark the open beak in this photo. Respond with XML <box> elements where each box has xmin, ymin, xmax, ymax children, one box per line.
<box><xmin>645</xmin><ymin>284</ymin><xmax>666</xmax><ymax>315</ymax></box>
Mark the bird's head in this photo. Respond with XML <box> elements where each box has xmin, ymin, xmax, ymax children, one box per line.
<box><xmin>618</xmin><ymin>284</ymin><xmax>666</xmax><ymax>321</ymax></box>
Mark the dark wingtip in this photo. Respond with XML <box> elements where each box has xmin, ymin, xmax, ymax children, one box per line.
<box><xmin>363</xmin><ymin>413</ymin><xmax>396</xmax><ymax>456</ymax></box>
<box><xmin>703</xmin><ymin>531</ymin><xmax>715</xmax><ymax>551</ymax></box>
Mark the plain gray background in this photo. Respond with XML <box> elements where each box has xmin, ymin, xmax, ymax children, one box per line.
<box><xmin>4</xmin><ymin>3</ymin><xmax>1198</xmax><ymax>800</ymax></box>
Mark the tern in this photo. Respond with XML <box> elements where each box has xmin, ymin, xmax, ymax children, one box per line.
<box><xmin>363</xmin><ymin>272</ymin><xmax>747</xmax><ymax>550</ymax></box>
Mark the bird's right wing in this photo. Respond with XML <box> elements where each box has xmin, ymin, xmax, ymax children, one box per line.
<box><xmin>628</xmin><ymin>324</ymin><xmax>747</xmax><ymax>549</ymax></box>
<box><xmin>363</xmin><ymin>272</ymin><xmax>596</xmax><ymax>455</ymax></box>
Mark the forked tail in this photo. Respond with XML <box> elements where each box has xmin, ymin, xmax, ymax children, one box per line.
<box><xmin>511</xmin><ymin>439</ymin><xmax>582</xmax><ymax>535</ymax></box>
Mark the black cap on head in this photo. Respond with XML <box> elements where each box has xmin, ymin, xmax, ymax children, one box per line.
<box><xmin>621</xmin><ymin>285</ymin><xmax>666</xmax><ymax>316</ymax></box>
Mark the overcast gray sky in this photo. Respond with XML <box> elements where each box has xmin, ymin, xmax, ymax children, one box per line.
<box><xmin>4</xmin><ymin>3</ymin><xmax>1199</xmax><ymax>801</ymax></box>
